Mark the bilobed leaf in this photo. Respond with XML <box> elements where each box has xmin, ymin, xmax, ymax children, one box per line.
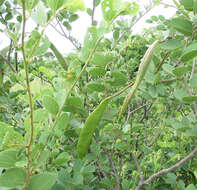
<box><xmin>32</xmin><ymin>2</ymin><xmax>47</xmax><ymax>26</ymax></box>
<box><xmin>0</xmin><ymin>149</ymin><xmax>19</xmax><ymax>168</ymax></box>
<box><xmin>170</xmin><ymin>17</ymin><xmax>193</xmax><ymax>36</ymax></box>
<box><xmin>172</xmin><ymin>66</ymin><xmax>188</xmax><ymax>77</ymax></box>
<box><xmin>160</xmin><ymin>39</ymin><xmax>184</xmax><ymax>50</ymax></box>
<box><xmin>42</xmin><ymin>96</ymin><xmax>59</xmax><ymax>116</ymax></box>
<box><xmin>179</xmin><ymin>0</ymin><xmax>193</xmax><ymax>11</ymax></box>
<box><xmin>181</xmin><ymin>43</ymin><xmax>197</xmax><ymax>62</ymax></box>
<box><xmin>28</xmin><ymin>173</ymin><xmax>56</xmax><ymax>190</ymax></box>
<box><xmin>0</xmin><ymin>168</ymin><xmax>26</xmax><ymax>188</ymax></box>
<box><xmin>91</xmin><ymin>52</ymin><xmax>114</xmax><ymax>67</ymax></box>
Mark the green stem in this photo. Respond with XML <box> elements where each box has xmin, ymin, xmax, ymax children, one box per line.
<box><xmin>21</xmin><ymin>1</ymin><xmax>34</xmax><ymax>189</ymax></box>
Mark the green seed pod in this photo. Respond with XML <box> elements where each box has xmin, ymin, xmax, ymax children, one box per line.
<box><xmin>77</xmin><ymin>97</ymin><xmax>111</xmax><ymax>158</ymax></box>
<box><xmin>118</xmin><ymin>40</ymin><xmax>159</xmax><ymax>120</ymax></box>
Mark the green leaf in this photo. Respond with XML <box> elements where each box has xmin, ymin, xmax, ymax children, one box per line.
<box><xmin>72</xmin><ymin>174</ymin><xmax>83</xmax><ymax>185</ymax></box>
<box><xmin>32</xmin><ymin>2</ymin><xmax>47</xmax><ymax>26</ymax></box>
<box><xmin>181</xmin><ymin>43</ymin><xmax>197</xmax><ymax>62</ymax></box>
<box><xmin>111</xmin><ymin>71</ymin><xmax>128</xmax><ymax>86</ymax></box>
<box><xmin>172</xmin><ymin>66</ymin><xmax>188</xmax><ymax>77</ymax></box>
<box><xmin>69</xmin><ymin>14</ymin><xmax>79</xmax><ymax>22</ymax></box>
<box><xmin>66</xmin><ymin>96</ymin><xmax>83</xmax><ymax>108</ymax></box>
<box><xmin>42</xmin><ymin>96</ymin><xmax>59</xmax><ymax>116</ymax></box>
<box><xmin>87</xmin><ymin>8</ymin><xmax>93</xmax><ymax>16</ymax></box>
<box><xmin>34</xmin><ymin>37</ymin><xmax>50</xmax><ymax>56</ymax></box>
<box><xmin>170</xmin><ymin>17</ymin><xmax>193</xmax><ymax>36</ymax></box>
<box><xmin>190</xmin><ymin>73</ymin><xmax>197</xmax><ymax>87</ymax></box>
<box><xmin>56</xmin><ymin>112</ymin><xmax>69</xmax><ymax>130</ymax></box>
<box><xmin>194</xmin><ymin>0</ymin><xmax>197</xmax><ymax>13</ymax></box>
<box><xmin>77</xmin><ymin>97</ymin><xmax>111</xmax><ymax>158</ymax></box>
<box><xmin>101</xmin><ymin>0</ymin><xmax>128</xmax><ymax>22</ymax></box>
<box><xmin>183</xmin><ymin>96</ymin><xmax>197</xmax><ymax>103</ymax></box>
<box><xmin>0</xmin><ymin>168</ymin><xmax>26</xmax><ymax>188</ymax></box>
<box><xmin>91</xmin><ymin>52</ymin><xmax>114</xmax><ymax>67</ymax></box>
<box><xmin>50</xmin><ymin>42</ymin><xmax>68</xmax><ymax>70</ymax></box>
<box><xmin>179</xmin><ymin>0</ymin><xmax>193</xmax><ymax>11</ymax></box>
<box><xmin>26</xmin><ymin>0</ymin><xmax>39</xmax><ymax>14</ymax></box>
<box><xmin>164</xmin><ymin>173</ymin><xmax>177</xmax><ymax>185</ymax></box>
<box><xmin>160</xmin><ymin>39</ymin><xmax>184</xmax><ymax>50</ymax></box>
<box><xmin>86</xmin><ymin>81</ymin><xmax>105</xmax><ymax>92</ymax></box>
<box><xmin>28</xmin><ymin>173</ymin><xmax>56</xmax><ymax>190</ymax></box>
<box><xmin>185</xmin><ymin>184</ymin><xmax>197</xmax><ymax>190</ymax></box>
<box><xmin>0</xmin><ymin>149</ymin><xmax>19</xmax><ymax>168</ymax></box>
<box><xmin>54</xmin><ymin>152</ymin><xmax>71</xmax><ymax>166</ymax></box>
<box><xmin>185</xmin><ymin>125</ymin><xmax>197</xmax><ymax>137</ymax></box>
<box><xmin>34</xmin><ymin>109</ymin><xmax>48</xmax><ymax>123</ymax></box>
<box><xmin>64</xmin><ymin>0</ymin><xmax>86</xmax><ymax>12</ymax></box>
<box><xmin>0</xmin><ymin>0</ymin><xmax>5</xmax><ymax>6</ymax></box>
<box><xmin>88</xmin><ymin>67</ymin><xmax>106</xmax><ymax>77</ymax></box>
<box><xmin>48</xmin><ymin>0</ymin><xmax>64</xmax><ymax>12</ymax></box>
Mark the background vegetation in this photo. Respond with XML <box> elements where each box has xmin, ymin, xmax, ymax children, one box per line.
<box><xmin>0</xmin><ymin>0</ymin><xmax>197</xmax><ymax>189</ymax></box>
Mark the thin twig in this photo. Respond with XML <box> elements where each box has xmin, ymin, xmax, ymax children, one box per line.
<box><xmin>190</xmin><ymin>58</ymin><xmax>196</xmax><ymax>80</ymax></box>
<box><xmin>156</xmin><ymin>52</ymin><xmax>169</xmax><ymax>72</ymax></box>
<box><xmin>0</xmin><ymin>53</ymin><xmax>16</xmax><ymax>73</ymax></box>
<box><xmin>91</xmin><ymin>0</ymin><xmax>96</xmax><ymax>25</ymax></box>
<box><xmin>136</xmin><ymin>148</ymin><xmax>197</xmax><ymax>190</ymax></box>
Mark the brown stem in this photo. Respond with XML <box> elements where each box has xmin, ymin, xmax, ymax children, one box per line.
<box><xmin>136</xmin><ymin>148</ymin><xmax>197</xmax><ymax>190</ymax></box>
<box><xmin>156</xmin><ymin>52</ymin><xmax>169</xmax><ymax>72</ymax></box>
<box><xmin>0</xmin><ymin>53</ymin><xmax>16</xmax><ymax>73</ymax></box>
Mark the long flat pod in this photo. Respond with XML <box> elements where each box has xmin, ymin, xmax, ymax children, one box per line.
<box><xmin>77</xmin><ymin>97</ymin><xmax>111</xmax><ymax>158</ymax></box>
<box><xmin>118</xmin><ymin>40</ymin><xmax>159</xmax><ymax>120</ymax></box>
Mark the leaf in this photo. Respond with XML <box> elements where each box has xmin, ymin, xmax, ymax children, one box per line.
<box><xmin>183</xmin><ymin>96</ymin><xmax>197</xmax><ymax>103</ymax></box>
<box><xmin>0</xmin><ymin>149</ymin><xmax>19</xmax><ymax>168</ymax></box>
<box><xmin>56</xmin><ymin>112</ymin><xmax>69</xmax><ymax>130</ymax></box>
<box><xmin>111</xmin><ymin>71</ymin><xmax>128</xmax><ymax>86</ymax></box>
<box><xmin>179</xmin><ymin>0</ymin><xmax>193</xmax><ymax>11</ymax></box>
<box><xmin>101</xmin><ymin>0</ymin><xmax>128</xmax><ymax>22</ymax></box>
<box><xmin>160</xmin><ymin>39</ymin><xmax>184</xmax><ymax>50</ymax></box>
<box><xmin>163</xmin><ymin>173</ymin><xmax>177</xmax><ymax>185</ymax></box>
<box><xmin>71</xmin><ymin>174</ymin><xmax>83</xmax><ymax>185</ymax></box>
<box><xmin>185</xmin><ymin>125</ymin><xmax>197</xmax><ymax>137</ymax></box>
<box><xmin>50</xmin><ymin>42</ymin><xmax>68</xmax><ymax>70</ymax></box>
<box><xmin>69</xmin><ymin>14</ymin><xmax>79</xmax><ymax>22</ymax></box>
<box><xmin>42</xmin><ymin>96</ymin><xmax>59</xmax><ymax>116</ymax></box>
<box><xmin>54</xmin><ymin>152</ymin><xmax>71</xmax><ymax>166</ymax></box>
<box><xmin>28</xmin><ymin>173</ymin><xmax>56</xmax><ymax>190</ymax></box>
<box><xmin>26</xmin><ymin>0</ymin><xmax>39</xmax><ymax>14</ymax></box>
<box><xmin>91</xmin><ymin>52</ymin><xmax>114</xmax><ymax>67</ymax></box>
<box><xmin>190</xmin><ymin>73</ymin><xmax>197</xmax><ymax>87</ymax></box>
<box><xmin>32</xmin><ymin>2</ymin><xmax>47</xmax><ymax>26</ymax></box>
<box><xmin>181</xmin><ymin>43</ymin><xmax>197</xmax><ymax>62</ymax></box>
<box><xmin>88</xmin><ymin>67</ymin><xmax>106</xmax><ymax>77</ymax></box>
<box><xmin>77</xmin><ymin>97</ymin><xmax>111</xmax><ymax>158</ymax></box>
<box><xmin>86</xmin><ymin>81</ymin><xmax>105</xmax><ymax>93</ymax></box>
<box><xmin>0</xmin><ymin>168</ymin><xmax>26</xmax><ymax>188</ymax></box>
<box><xmin>185</xmin><ymin>184</ymin><xmax>197</xmax><ymax>190</ymax></box>
<box><xmin>64</xmin><ymin>0</ymin><xmax>86</xmax><ymax>12</ymax></box>
<box><xmin>48</xmin><ymin>0</ymin><xmax>64</xmax><ymax>12</ymax></box>
<box><xmin>170</xmin><ymin>17</ymin><xmax>193</xmax><ymax>36</ymax></box>
<box><xmin>194</xmin><ymin>0</ymin><xmax>197</xmax><ymax>13</ymax></box>
<box><xmin>0</xmin><ymin>0</ymin><xmax>5</xmax><ymax>6</ymax></box>
<box><xmin>172</xmin><ymin>66</ymin><xmax>188</xmax><ymax>77</ymax></box>
<box><xmin>66</xmin><ymin>96</ymin><xmax>83</xmax><ymax>108</ymax></box>
<box><xmin>34</xmin><ymin>37</ymin><xmax>50</xmax><ymax>56</ymax></box>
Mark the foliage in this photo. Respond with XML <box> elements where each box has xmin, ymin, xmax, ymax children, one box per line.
<box><xmin>0</xmin><ymin>0</ymin><xmax>197</xmax><ymax>189</ymax></box>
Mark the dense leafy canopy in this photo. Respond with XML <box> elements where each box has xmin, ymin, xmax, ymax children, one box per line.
<box><xmin>0</xmin><ymin>0</ymin><xmax>197</xmax><ymax>189</ymax></box>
